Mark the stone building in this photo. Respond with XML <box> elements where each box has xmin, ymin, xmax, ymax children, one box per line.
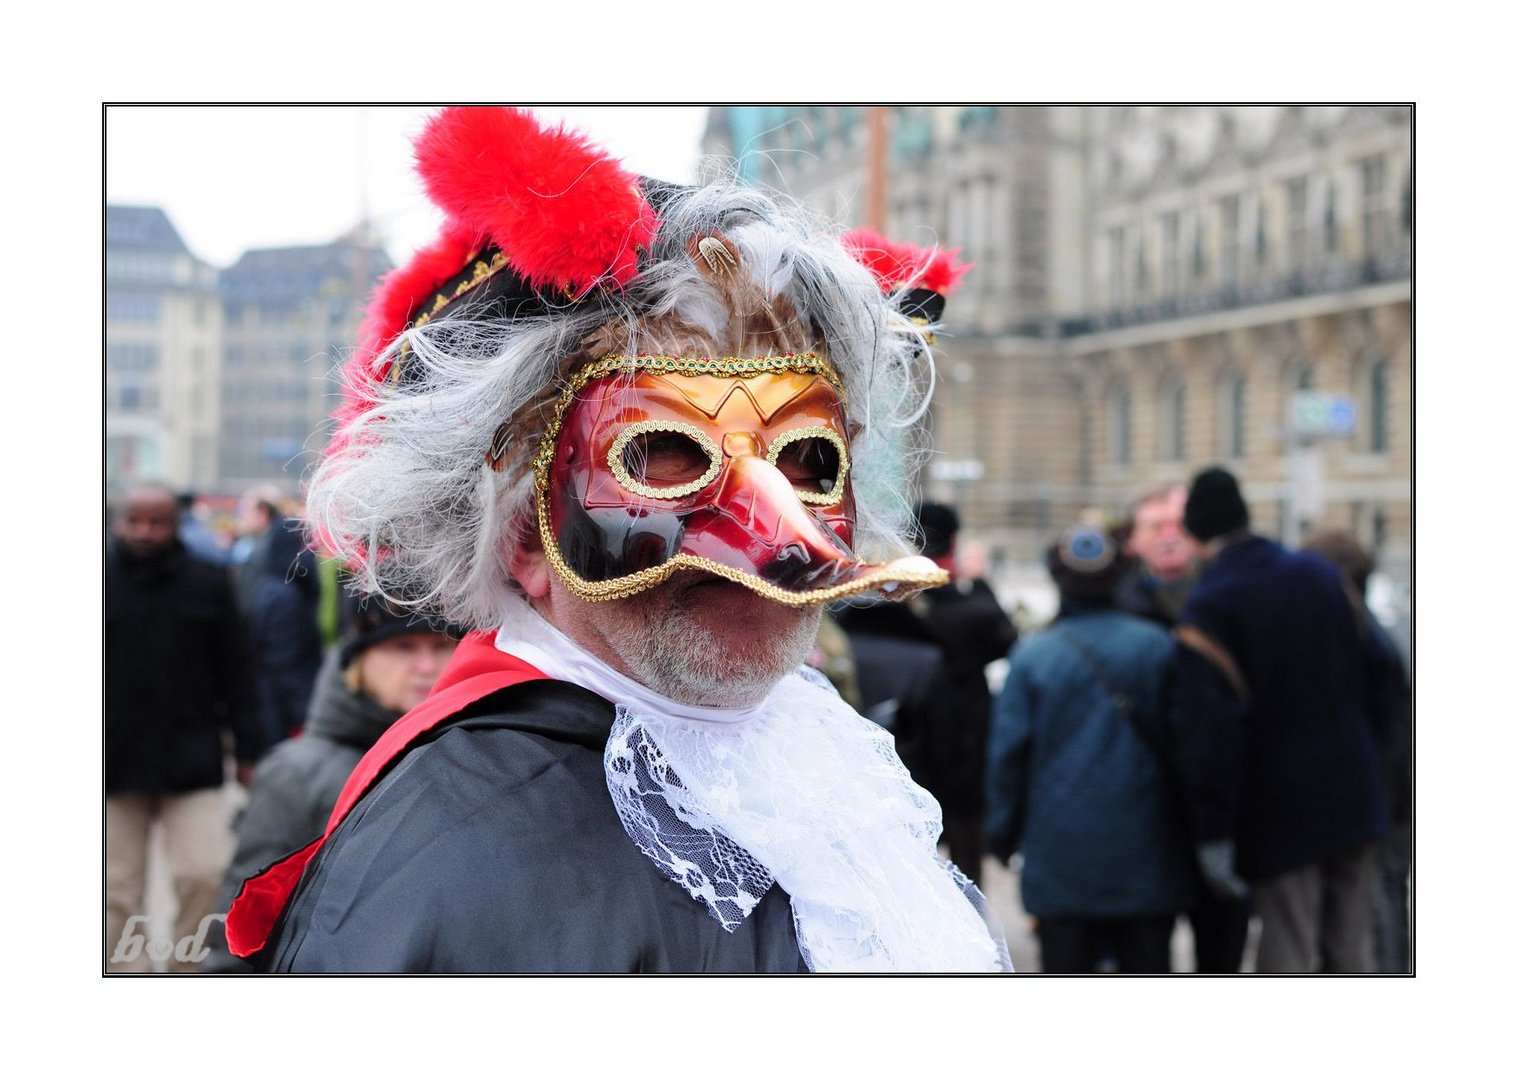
<box><xmin>107</xmin><ymin>207</ymin><xmax>393</xmax><ymax>500</ymax></box>
<box><xmin>701</xmin><ymin>106</ymin><xmax>1411</xmax><ymax>582</ymax></box>
<box><xmin>106</xmin><ymin>205</ymin><xmax>223</xmax><ymax>491</ymax></box>
<box><xmin>217</xmin><ymin>233</ymin><xmax>391</xmax><ymax>494</ymax></box>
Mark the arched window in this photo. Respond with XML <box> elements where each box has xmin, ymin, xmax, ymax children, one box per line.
<box><xmin>1160</xmin><ymin>375</ymin><xmax>1187</xmax><ymax>461</ymax></box>
<box><xmin>1107</xmin><ymin>379</ymin><xmax>1132</xmax><ymax>465</ymax></box>
<box><xmin>1219</xmin><ymin>372</ymin><xmax>1247</xmax><ymax>459</ymax></box>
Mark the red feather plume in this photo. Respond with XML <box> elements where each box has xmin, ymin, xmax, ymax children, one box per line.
<box><xmin>414</xmin><ymin>107</ymin><xmax>658</xmax><ymax>296</ymax></box>
<box><xmin>841</xmin><ymin>228</ymin><xmax>971</xmax><ymax>296</ymax></box>
<box><xmin>332</xmin><ymin>107</ymin><xmax>662</xmax><ymax>464</ymax></box>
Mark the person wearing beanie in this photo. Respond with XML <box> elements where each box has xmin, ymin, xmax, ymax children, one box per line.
<box><xmin>225</xmin><ymin>107</ymin><xmax>1009</xmax><ymax>973</ymax></box>
<box><xmin>1170</xmin><ymin>467</ymin><xmax>1391</xmax><ymax>972</ymax></box>
<box><xmin>201</xmin><ymin>598</ymin><xmax>459</xmax><ymax>972</ymax></box>
<box><xmin>1182</xmin><ymin>466</ymin><xmax>1251</xmax><ymax>545</ymax></box>
<box><xmin>985</xmin><ymin>524</ymin><xmax>1195</xmax><ymax>972</ymax></box>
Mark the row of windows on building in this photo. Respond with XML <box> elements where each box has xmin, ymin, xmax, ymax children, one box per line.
<box><xmin>223</xmin><ymin>299</ymin><xmax>356</xmax><ymax>329</ymax></box>
<box><xmin>112</xmin><ymin>381</ymin><xmax>160</xmax><ymax>412</ymax></box>
<box><xmin>106</xmin><ymin>342</ymin><xmax>160</xmax><ymax>371</ymax></box>
<box><xmin>1103</xmin><ymin>358</ymin><xmax>1392</xmax><ymax>466</ymax></box>
<box><xmin>106</xmin><ymin>252</ymin><xmax>190</xmax><ymax>287</ymax></box>
<box><xmin>110</xmin><ymin>379</ymin><xmax>216</xmax><ymax>414</ymax></box>
<box><xmin>224</xmin><ymin>343</ymin><xmax>336</xmax><ymax>369</ymax></box>
<box><xmin>106</xmin><ymin>295</ymin><xmax>162</xmax><ymax>324</ymax></box>
<box><xmin>1102</xmin><ymin>155</ymin><xmax>1408</xmax><ymax>308</ymax></box>
<box><xmin>108</xmin><ymin>291</ymin><xmax>354</xmax><ymax>331</ymax></box>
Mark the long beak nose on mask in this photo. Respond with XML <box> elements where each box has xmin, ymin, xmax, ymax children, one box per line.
<box><xmin>691</xmin><ymin>453</ymin><xmax>944</xmax><ymax>600</ymax></box>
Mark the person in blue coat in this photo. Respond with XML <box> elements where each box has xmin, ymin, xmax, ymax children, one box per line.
<box><xmin>986</xmin><ymin>523</ymin><xmax>1195</xmax><ymax>973</ymax></box>
<box><xmin>1171</xmin><ymin>468</ymin><xmax>1390</xmax><ymax>973</ymax></box>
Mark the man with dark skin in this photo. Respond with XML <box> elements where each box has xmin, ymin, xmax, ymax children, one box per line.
<box><xmin>106</xmin><ymin>484</ymin><xmax>261</xmax><ymax>971</ymax></box>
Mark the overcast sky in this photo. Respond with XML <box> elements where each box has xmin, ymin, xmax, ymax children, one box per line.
<box><xmin>105</xmin><ymin>106</ymin><xmax>711</xmax><ymax>269</ymax></box>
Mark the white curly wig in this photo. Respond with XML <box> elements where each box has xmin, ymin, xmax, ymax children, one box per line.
<box><xmin>306</xmin><ymin>117</ymin><xmax>943</xmax><ymax>632</ymax></box>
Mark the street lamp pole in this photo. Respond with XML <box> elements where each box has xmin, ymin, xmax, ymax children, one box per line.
<box><xmin>868</xmin><ymin>107</ymin><xmax>887</xmax><ymax>232</ymax></box>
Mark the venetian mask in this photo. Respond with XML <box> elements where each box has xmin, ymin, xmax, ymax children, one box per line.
<box><xmin>532</xmin><ymin>352</ymin><xmax>945</xmax><ymax>605</ymax></box>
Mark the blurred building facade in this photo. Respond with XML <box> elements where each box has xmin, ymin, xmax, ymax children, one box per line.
<box><xmin>701</xmin><ymin>106</ymin><xmax>1411</xmax><ymax>578</ymax></box>
<box><xmin>106</xmin><ymin>206</ymin><xmax>223</xmax><ymax>491</ymax></box>
<box><xmin>105</xmin><ymin>207</ymin><xmax>390</xmax><ymax>498</ymax></box>
<box><xmin>217</xmin><ymin>235</ymin><xmax>391</xmax><ymax>492</ymax></box>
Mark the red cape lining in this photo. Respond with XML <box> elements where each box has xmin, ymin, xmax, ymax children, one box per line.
<box><xmin>224</xmin><ymin>630</ymin><xmax>546</xmax><ymax>959</ymax></box>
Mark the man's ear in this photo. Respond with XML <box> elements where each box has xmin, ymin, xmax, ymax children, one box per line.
<box><xmin>508</xmin><ymin>518</ymin><xmax>553</xmax><ymax>599</ymax></box>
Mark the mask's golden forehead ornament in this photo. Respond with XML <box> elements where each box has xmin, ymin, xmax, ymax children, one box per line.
<box><xmin>533</xmin><ymin>353</ymin><xmax>946</xmax><ymax>605</ymax></box>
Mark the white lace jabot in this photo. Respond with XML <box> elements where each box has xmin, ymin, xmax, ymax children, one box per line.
<box><xmin>495</xmin><ymin>591</ymin><xmax>1011</xmax><ymax>973</ymax></box>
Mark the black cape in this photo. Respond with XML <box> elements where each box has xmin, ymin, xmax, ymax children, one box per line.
<box><xmin>258</xmin><ymin>679</ymin><xmax>807</xmax><ymax>973</ymax></box>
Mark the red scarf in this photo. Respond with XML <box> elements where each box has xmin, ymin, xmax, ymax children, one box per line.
<box><xmin>224</xmin><ymin>631</ymin><xmax>546</xmax><ymax>959</ymax></box>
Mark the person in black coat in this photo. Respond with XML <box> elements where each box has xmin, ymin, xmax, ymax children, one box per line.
<box><xmin>202</xmin><ymin>599</ymin><xmax>459</xmax><ymax>972</ymax></box>
<box><xmin>833</xmin><ymin>595</ymin><xmax>956</xmax><ymax>806</ymax></box>
<box><xmin>105</xmin><ymin>484</ymin><xmax>261</xmax><ymax>972</ymax></box>
<box><xmin>1171</xmin><ymin>468</ymin><xmax>1390</xmax><ymax>973</ymax></box>
<box><xmin>907</xmin><ymin>502</ymin><xmax>1018</xmax><ymax>885</ymax></box>
<box><xmin>1302</xmin><ymin>528</ymin><xmax>1413</xmax><ymax>973</ymax></box>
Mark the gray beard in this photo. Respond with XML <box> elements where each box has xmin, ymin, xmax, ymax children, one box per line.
<box><xmin>606</xmin><ymin>595</ymin><xmax>824</xmax><ymax>708</ymax></box>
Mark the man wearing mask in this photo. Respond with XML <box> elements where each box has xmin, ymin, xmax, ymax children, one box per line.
<box><xmin>223</xmin><ymin>107</ymin><xmax>1010</xmax><ymax>973</ymax></box>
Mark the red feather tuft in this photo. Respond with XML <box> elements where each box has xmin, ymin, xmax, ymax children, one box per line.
<box><xmin>841</xmin><ymin>228</ymin><xmax>971</xmax><ymax>296</ymax></box>
<box><xmin>332</xmin><ymin>108</ymin><xmax>661</xmax><ymax>444</ymax></box>
<box><xmin>414</xmin><ymin>107</ymin><xmax>658</xmax><ymax>297</ymax></box>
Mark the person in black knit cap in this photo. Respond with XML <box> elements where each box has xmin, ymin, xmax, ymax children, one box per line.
<box><xmin>202</xmin><ymin>596</ymin><xmax>460</xmax><ymax>972</ymax></box>
<box><xmin>1171</xmin><ymin>467</ymin><xmax>1391</xmax><ymax>972</ymax></box>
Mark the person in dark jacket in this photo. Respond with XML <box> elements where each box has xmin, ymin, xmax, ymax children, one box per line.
<box><xmin>240</xmin><ymin>518</ymin><xmax>325</xmax><ymax>749</ymax></box>
<box><xmin>106</xmin><ymin>483</ymin><xmax>261</xmax><ymax>972</ymax></box>
<box><xmin>908</xmin><ymin>502</ymin><xmax>1018</xmax><ymax>886</ymax></box>
<box><xmin>1113</xmin><ymin>484</ymin><xmax>1252</xmax><ymax>974</ymax></box>
<box><xmin>1171</xmin><ymin>468</ymin><xmax>1390</xmax><ymax>973</ymax></box>
<box><xmin>221</xmin><ymin>108</ymin><xmax>1009</xmax><ymax>973</ymax></box>
<box><xmin>985</xmin><ymin>523</ymin><xmax>1195</xmax><ymax>973</ymax></box>
<box><xmin>202</xmin><ymin>599</ymin><xmax>459</xmax><ymax>972</ymax></box>
<box><xmin>1302</xmin><ymin>527</ymin><xmax>1412</xmax><ymax>973</ymax></box>
<box><xmin>834</xmin><ymin>595</ymin><xmax>956</xmax><ymax>812</ymax></box>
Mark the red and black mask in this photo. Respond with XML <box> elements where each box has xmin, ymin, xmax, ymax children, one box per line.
<box><xmin>533</xmin><ymin>353</ymin><xmax>945</xmax><ymax>605</ymax></box>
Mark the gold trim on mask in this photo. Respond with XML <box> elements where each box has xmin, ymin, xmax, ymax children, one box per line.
<box><xmin>536</xmin><ymin>490</ymin><xmax>947</xmax><ymax>605</ymax></box>
<box><xmin>528</xmin><ymin>351</ymin><xmax>932</xmax><ymax>605</ymax></box>
<box><xmin>765</xmin><ymin>425</ymin><xmax>850</xmax><ymax>507</ymax></box>
<box><xmin>530</xmin><ymin>352</ymin><xmax>845</xmax><ymax>492</ymax></box>
<box><xmin>607</xmin><ymin>419</ymin><xmax>723</xmax><ymax>500</ymax></box>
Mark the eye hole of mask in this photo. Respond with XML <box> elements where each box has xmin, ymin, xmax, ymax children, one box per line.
<box><xmin>770</xmin><ymin>431</ymin><xmax>847</xmax><ymax>504</ymax></box>
<box><xmin>610</xmin><ymin>422</ymin><xmax>723</xmax><ymax>499</ymax></box>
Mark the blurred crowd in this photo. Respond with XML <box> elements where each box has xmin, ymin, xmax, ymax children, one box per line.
<box><xmin>104</xmin><ymin>465</ymin><xmax>1410</xmax><ymax>975</ymax></box>
<box><xmin>809</xmin><ymin>468</ymin><xmax>1408</xmax><ymax>975</ymax></box>
<box><xmin>104</xmin><ymin>483</ymin><xmax>462</xmax><ymax>973</ymax></box>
